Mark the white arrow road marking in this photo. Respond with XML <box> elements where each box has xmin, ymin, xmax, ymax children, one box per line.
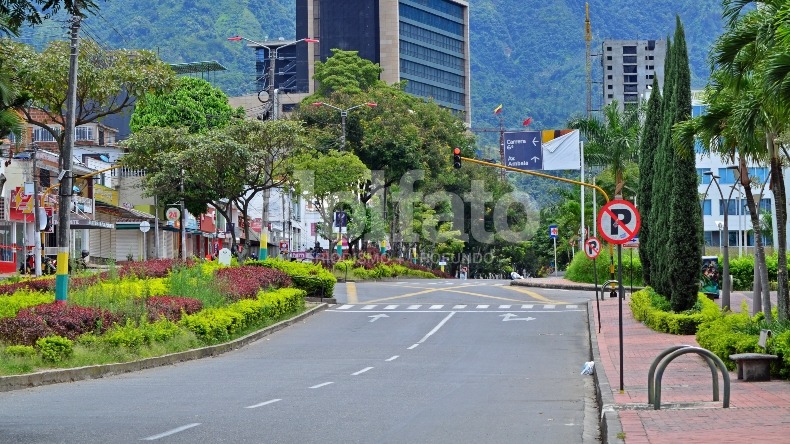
<box><xmin>369</xmin><ymin>314</ymin><xmax>389</xmax><ymax>322</ymax></box>
<box><xmin>142</xmin><ymin>423</ymin><xmax>201</xmax><ymax>440</ymax></box>
<box><xmin>500</xmin><ymin>313</ymin><xmax>536</xmax><ymax>322</ymax></box>
<box><xmin>245</xmin><ymin>399</ymin><xmax>281</xmax><ymax>409</ymax></box>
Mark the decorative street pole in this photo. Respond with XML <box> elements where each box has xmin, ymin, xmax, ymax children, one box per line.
<box><xmin>311</xmin><ymin>102</ymin><xmax>378</xmax><ymax>151</ymax></box>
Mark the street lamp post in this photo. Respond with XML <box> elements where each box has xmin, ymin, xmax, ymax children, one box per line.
<box><xmin>705</xmin><ymin>169</ymin><xmax>738</xmax><ymax>310</ymax></box>
<box><xmin>311</xmin><ymin>102</ymin><xmax>378</xmax><ymax>150</ymax></box>
<box><xmin>229</xmin><ymin>35</ymin><xmax>317</xmax><ymax>260</ymax></box>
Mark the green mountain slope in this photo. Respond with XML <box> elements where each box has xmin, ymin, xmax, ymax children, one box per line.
<box><xmin>16</xmin><ymin>0</ymin><xmax>723</xmax><ymax>131</ymax></box>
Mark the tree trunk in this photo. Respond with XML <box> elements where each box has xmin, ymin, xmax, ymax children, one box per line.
<box><xmin>742</xmin><ymin>166</ymin><xmax>771</xmax><ymax>320</ymax></box>
<box><xmin>769</xmin><ymin>135</ymin><xmax>788</xmax><ymax>321</ymax></box>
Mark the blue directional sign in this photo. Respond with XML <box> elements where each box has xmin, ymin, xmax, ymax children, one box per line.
<box><xmin>503</xmin><ymin>131</ymin><xmax>543</xmax><ymax>170</ymax></box>
<box><xmin>549</xmin><ymin>224</ymin><xmax>558</xmax><ymax>239</ymax></box>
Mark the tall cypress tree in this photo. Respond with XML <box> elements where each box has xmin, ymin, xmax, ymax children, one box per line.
<box><xmin>648</xmin><ymin>36</ymin><xmax>674</xmax><ymax>297</ymax></box>
<box><xmin>667</xmin><ymin>17</ymin><xmax>702</xmax><ymax>311</ymax></box>
<box><xmin>637</xmin><ymin>76</ymin><xmax>662</xmax><ymax>286</ymax></box>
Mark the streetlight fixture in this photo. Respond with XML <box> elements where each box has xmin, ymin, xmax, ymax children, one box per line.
<box><xmin>228</xmin><ymin>35</ymin><xmax>319</xmax><ymax>120</ymax></box>
<box><xmin>704</xmin><ymin>168</ymin><xmax>739</xmax><ymax>310</ymax></box>
<box><xmin>311</xmin><ymin>102</ymin><xmax>377</xmax><ymax>150</ymax></box>
<box><xmin>729</xmin><ymin>184</ymin><xmax>745</xmax><ymax>257</ymax></box>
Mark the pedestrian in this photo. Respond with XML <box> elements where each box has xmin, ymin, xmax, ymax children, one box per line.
<box><xmin>460</xmin><ymin>266</ymin><xmax>468</xmax><ymax>280</ymax></box>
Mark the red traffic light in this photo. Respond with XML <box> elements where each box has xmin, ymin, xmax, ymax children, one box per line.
<box><xmin>453</xmin><ymin>148</ymin><xmax>461</xmax><ymax>155</ymax></box>
<box><xmin>452</xmin><ymin>147</ymin><xmax>462</xmax><ymax>169</ymax></box>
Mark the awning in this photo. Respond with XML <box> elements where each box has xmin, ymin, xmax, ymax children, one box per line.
<box><xmin>70</xmin><ymin>219</ymin><xmax>114</xmax><ymax>230</ymax></box>
<box><xmin>95</xmin><ymin>201</ymin><xmax>156</xmax><ymax>221</ymax></box>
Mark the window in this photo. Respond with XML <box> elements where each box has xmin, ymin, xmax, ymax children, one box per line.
<box><xmin>692</xmin><ymin>105</ymin><xmax>707</xmax><ymax>117</ymax></box>
<box><xmin>624</xmin><ymin>75</ymin><xmax>637</xmax><ymax>83</ymax></box>
<box><xmin>747</xmin><ymin>167</ymin><xmax>769</xmax><ymax>185</ymax></box>
<box><xmin>607</xmin><ymin>74</ymin><xmax>613</xmax><ymax>80</ymax></box>
<box><xmin>607</xmin><ymin>65</ymin><xmax>612</xmax><ymax>71</ymax></box>
<box><xmin>400</xmin><ymin>41</ymin><xmax>464</xmax><ymax>71</ymax></box>
<box><xmin>622</xmin><ymin>46</ymin><xmax>637</xmax><ymax>54</ymax></box>
<box><xmin>703</xmin><ymin>231</ymin><xmax>714</xmax><ymax>247</ymax></box>
<box><xmin>400</xmin><ymin>4</ymin><xmax>464</xmax><ymax>36</ymax></box>
<box><xmin>646</xmin><ymin>55</ymin><xmax>654</xmax><ymax>60</ymax></box>
<box><xmin>406</xmin><ymin>0</ymin><xmax>465</xmax><ymax>19</ymax></box>
<box><xmin>647</xmin><ymin>40</ymin><xmax>656</xmax><ymax>50</ymax></box>
<box><xmin>74</xmin><ymin>126</ymin><xmax>93</xmax><ymax>141</ymax></box>
<box><xmin>623</xmin><ymin>65</ymin><xmax>637</xmax><ymax>73</ymax></box>
<box><xmin>718</xmin><ymin>168</ymin><xmax>737</xmax><ymax>184</ymax></box>
<box><xmin>606</xmin><ymin>46</ymin><xmax>612</xmax><ymax>51</ymax></box>
<box><xmin>624</xmin><ymin>94</ymin><xmax>638</xmax><ymax>102</ymax></box>
<box><xmin>702</xmin><ymin>199</ymin><xmax>712</xmax><ymax>215</ymax></box>
<box><xmin>400</xmin><ymin>59</ymin><xmax>465</xmax><ymax>88</ymax></box>
<box><xmin>647</xmin><ymin>65</ymin><xmax>654</xmax><ymax>70</ymax></box>
<box><xmin>607</xmin><ymin>85</ymin><xmax>613</xmax><ymax>90</ymax></box>
<box><xmin>623</xmin><ymin>56</ymin><xmax>637</xmax><ymax>63</ymax></box>
<box><xmin>607</xmin><ymin>94</ymin><xmax>613</xmax><ymax>99</ymax></box>
<box><xmin>719</xmin><ymin>199</ymin><xmax>739</xmax><ymax>215</ymax></box>
<box><xmin>624</xmin><ymin>84</ymin><xmax>638</xmax><ymax>92</ymax></box>
<box><xmin>399</xmin><ymin>21</ymin><xmax>464</xmax><ymax>54</ymax></box>
<box><xmin>32</xmin><ymin>127</ymin><xmax>60</xmax><ymax>142</ymax></box>
<box><xmin>607</xmin><ymin>55</ymin><xmax>612</xmax><ymax>61</ymax></box>
<box><xmin>742</xmin><ymin>198</ymin><xmax>772</xmax><ymax>215</ymax></box>
<box><xmin>697</xmin><ymin>168</ymin><xmax>711</xmax><ymax>184</ymax></box>
<box><xmin>646</xmin><ymin>74</ymin><xmax>654</xmax><ymax>79</ymax></box>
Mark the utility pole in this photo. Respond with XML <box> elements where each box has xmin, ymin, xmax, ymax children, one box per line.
<box><xmin>32</xmin><ymin>145</ymin><xmax>42</xmax><ymax>276</ymax></box>
<box><xmin>585</xmin><ymin>2</ymin><xmax>592</xmax><ymax>118</ymax></box>
<box><xmin>56</xmin><ymin>14</ymin><xmax>81</xmax><ymax>302</ymax></box>
<box><xmin>180</xmin><ymin>169</ymin><xmax>186</xmax><ymax>259</ymax></box>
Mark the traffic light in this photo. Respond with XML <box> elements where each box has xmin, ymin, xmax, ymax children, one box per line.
<box><xmin>453</xmin><ymin>147</ymin><xmax>462</xmax><ymax>169</ymax></box>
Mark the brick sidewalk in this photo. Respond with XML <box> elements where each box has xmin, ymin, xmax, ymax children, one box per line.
<box><xmin>592</xmin><ymin>284</ymin><xmax>790</xmax><ymax>443</ymax></box>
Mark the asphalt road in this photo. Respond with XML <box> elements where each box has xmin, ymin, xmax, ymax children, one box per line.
<box><xmin>0</xmin><ymin>279</ymin><xmax>597</xmax><ymax>443</ymax></box>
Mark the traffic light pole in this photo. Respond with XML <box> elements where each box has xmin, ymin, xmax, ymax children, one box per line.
<box><xmin>459</xmin><ymin>155</ymin><xmax>616</xmax><ymax>285</ymax></box>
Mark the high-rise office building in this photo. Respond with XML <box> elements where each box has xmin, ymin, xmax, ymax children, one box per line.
<box><xmin>601</xmin><ymin>39</ymin><xmax>666</xmax><ymax>111</ymax></box>
<box><xmin>294</xmin><ymin>0</ymin><xmax>471</xmax><ymax>123</ymax></box>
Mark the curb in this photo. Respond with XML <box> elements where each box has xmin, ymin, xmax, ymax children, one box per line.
<box><xmin>511</xmin><ymin>279</ymin><xmax>644</xmax><ymax>294</ymax></box>
<box><xmin>588</xmin><ymin>300</ymin><xmax>623</xmax><ymax>444</ymax></box>
<box><xmin>0</xmin><ymin>303</ymin><xmax>329</xmax><ymax>392</ymax></box>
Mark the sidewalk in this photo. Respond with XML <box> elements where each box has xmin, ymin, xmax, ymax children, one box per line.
<box><xmin>514</xmin><ymin>277</ymin><xmax>790</xmax><ymax>444</ymax></box>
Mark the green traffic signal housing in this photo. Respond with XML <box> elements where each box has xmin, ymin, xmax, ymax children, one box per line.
<box><xmin>453</xmin><ymin>147</ymin><xmax>462</xmax><ymax>169</ymax></box>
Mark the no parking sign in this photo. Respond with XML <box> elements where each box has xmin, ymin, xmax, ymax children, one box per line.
<box><xmin>597</xmin><ymin>200</ymin><xmax>640</xmax><ymax>244</ymax></box>
<box><xmin>584</xmin><ymin>238</ymin><xmax>601</xmax><ymax>259</ymax></box>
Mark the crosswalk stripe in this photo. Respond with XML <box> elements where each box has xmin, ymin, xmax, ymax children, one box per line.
<box><xmin>499</xmin><ymin>305</ymin><xmax>511</xmax><ymax>309</ymax></box>
<box><xmin>337</xmin><ymin>305</ymin><xmax>353</xmax><ymax>310</ymax></box>
<box><xmin>453</xmin><ymin>305</ymin><xmax>467</xmax><ymax>309</ymax></box>
<box><xmin>362</xmin><ymin>305</ymin><xmax>376</xmax><ymax>310</ymax></box>
<box><xmin>566</xmin><ymin>305</ymin><xmax>579</xmax><ymax>309</ymax></box>
<box><xmin>408</xmin><ymin>305</ymin><xmax>422</xmax><ymax>309</ymax></box>
<box><xmin>521</xmin><ymin>305</ymin><xmax>534</xmax><ymax>309</ymax></box>
<box><xmin>543</xmin><ymin>305</ymin><xmax>556</xmax><ymax>309</ymax></box>
<box><xmin>476</xmin><ymin>305</ymin><xmax>489</xmax><ymax>309</ymax></box>
<box><xmin>429</xmin><ymin>305</ymin><xmax>444</xmax><ymax>309</ymax></box>
<box><xmin>384</xmin><ymin>305</ymin><xmax>398</xmax><ymax>310</ymax></box>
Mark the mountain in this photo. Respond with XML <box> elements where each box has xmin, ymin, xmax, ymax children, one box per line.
<box><xmin>16</xmin><ymin>0</ymin><xmax>723</xmax><ymax>137</ymax></box>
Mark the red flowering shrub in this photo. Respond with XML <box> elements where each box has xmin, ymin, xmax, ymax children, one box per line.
<box><xmin>119</xmin><ymin>259</ymin><xmax>195</xmax><ymax>279</ymax></box>
<box><xmin>14</xmin><ymin>303</ymin><xmax>118</xmax><ymax>342</ymax></box>
<box><xmin>146</xmin><ymin>296</ymin><xmax>203</xmax><ymax>322</ymax></box>
<box><xmin>215</xmin><ymin>266</ymin><xmax>292</xmax><ymax>300</ymax></box>
<box><xmin>0</xmin><ymin>281</ymin><xmax>32</xmax><ymax>297</ymax></box>
<box><xmin>0</xmin><ymin>313</ymin><xmax>52</xmax><ymax>346</ymax></box>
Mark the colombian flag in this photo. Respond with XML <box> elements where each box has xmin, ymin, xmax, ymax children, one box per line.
<box><xmin>493</xmin><ymin>104</ymin><xmax>503</xmax><ymax>114</ymax></box>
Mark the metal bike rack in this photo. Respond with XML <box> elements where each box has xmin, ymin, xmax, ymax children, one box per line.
<box><xmin>600</xmin><ymin>280</ymin><xmax>619</xmax><ymax>300</ymax></box>
<box><xmin>648</xmin><ymin>345</ymin><xmax>730</xmax><ymax>410</ymax></box>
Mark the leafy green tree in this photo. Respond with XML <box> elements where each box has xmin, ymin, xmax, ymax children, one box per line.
<box><xmin>0</xmin><ymin>38</ymin><xmax>175</xmax><ymax>161</ymax></box>
<box><xmin>0</xmin><ymin>0</ymin><xmax>100</xmax><ymax>34</ymax></box>
<box><xmin>0</xmin><ymin>71</ymin><xmax>22</xmax><ymax>140</ymax></box>
<box><xmin>665</xmin><ymin>17</ymin><xmax>702</xmax><ymax>312</ymax></box>
<box><xmin>637</xmin><ymin>77</ymin><xmax>662</xmax><ymax>286</ymax></box>
<box><xmin>312</xmin><ymin>48</ymin><xmax>384</xmax><ymax>96</ymax></box>
<box><xmin>130</xmin><ymin>77</ymin><xmax>243</xmax><ymax>134</ymax></box>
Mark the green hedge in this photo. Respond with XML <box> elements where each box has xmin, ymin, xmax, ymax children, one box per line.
<box><xmin>728</xmin><ymin>254</ymin><xmax>778</xmax><ymax>291</ymax></box>
<box><xmin>630</xmin><ymin>287</ymin><xmax>720</xmax><ymax>335</ymax></box>
<box><xmin>255</xmin><ymin>259</ymin><xmax>336</xmax><ymax>298</ymax></box>
<box><xmin>565</xmin><ymin>248</ymin><xmax>643</xmax><ymax>286</ymax></box>
<box><xmin>179</xmin><ymin>288</ymin><xmax>306</xmax><ymax>343</ymax></box>
<box><xmin>0</xmin><ymin>290</ymin><xmax>54</xmax><ymax>319</ymax></box>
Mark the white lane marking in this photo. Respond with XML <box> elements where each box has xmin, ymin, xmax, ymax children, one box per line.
<box><xmin>407</xmin><ymin>305</ymin><xmax>422</xmax><ymax>309</ymax></box>
<box><xmin>369</xmin><ymin>314</ymin><xmax>388</xmax><ymax>322</ymax></box>
<box><xmin>408</xmin><ymin>344</ymin><xmax>419</xmax><ymax>349</ymax></box>
<box><xmin>544</xmin><ymin>305</ymin><xmax>556</xmax><ymax>309</ymax></box>
<box><xmin>499</xmin><ymin>305</ymin><xmax>511</xmax><ymax>309</ymax></box>
<box><xmin>142</xmin><ymin>423</ymin><xmax>201</xmax><ymax>441</ymax></box>
<box><xmin>417</xmin><ymin>312</ymin><xmax>456</xmax><ymax>344</ymax></box>
<box><xmin>522</xmin><ymin>305</ymin><xmax>534</xmax><ymax>309</ymax></box>
<box><xmin>453</xmin><ymin>305</ymin><xmax>467</xmax><ymax>309</ymax></box>
<box><xmin>352</xmin><ymin>367</ymin><xmax>374</xmax><ymax>376</ymax></box>
<box><xmin>429</xmin><ymin>304</ymin><xmax>444</xmax><ymax>309</ymax></box>
<box><xmin>476</xmin><ymin>305</ymin><xmax>489</xmax><ymax>309</ymax></box>
<box><xmin>386</xmin><ymin>355</ymin><xmax>399</xmax><ymax>361</ymax></box>
<box><xmin>337</xmin><ymin>305</ymin><xmax>353</xmax><ymax>310</ymax></box>
<box><xmin>328</xmin><ymin>309</ymin><xmax>580</xmax><ymax>313</ymax></box>
<box><xmin>310</xmin><ymin>382</ymin><xmax>334</xmax><ymax>389</ymax></box>
<box><xmin>245</xmin><ymin>399</ymin><xmax>282</xmax><ymax>409</ymax></box>
<box><xmin>361</xmin><ymin>305</ymin><xmax>376</xmax><ymax>310</ymax></box>
<box><xmin>384</xmin><ymin>305</ymin><xmax>398</xmax><ymax>310</ymax></box>
<box><xmin>567</xmin><ymin>305</ymin><xmax>579</xmax><ymax>309</ymax></box>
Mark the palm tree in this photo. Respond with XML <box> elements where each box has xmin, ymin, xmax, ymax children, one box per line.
<box><xmin>711</xmin><ymin>0</ymin><xmax>790</xmax><ymax>321</ymax></box>
<box><xmin>0</xmin><ymin>72</ymin><xmax>22</xmax><ymax>141</ymax></box>
<box><xmin>568</xmin><ymin>101</ymin><xmax>642</xmax><ymax>198</ymax></box>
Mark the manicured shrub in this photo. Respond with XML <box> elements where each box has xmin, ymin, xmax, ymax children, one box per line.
<box><xmin>146</xmin><ymin>296</ymin><xmax>203</xmax><ymax>322</ymax></box>
<box><xmin>0</xmin><ymin>290</ymin><xmax>54</xmax><ymax>319</ymax></box>
<box><xmin>0</xmin><ymin>313</ymin><xmax>53</xmax><ymax>345</ymax></box>
<box><xmin>255</xmin><ymin>259</ymin><xmax>336</xmax><ymax>298</ymax></box>
<box><xmin>103</xmin><ymin>319</ymin><xmax>146</xmax><ymax>348</ymax></box>
<box><xmin>119</xmin><ymin>258</ymin><xmax>195</xmax><ymax>279</ymax></box>
<box><xmin>214</xmin><ymin>265</ymin><xmax>291</xmax><ymax>300</ymax></box>
<box><xmin>566</xmin><ymin>248</ymin><xmax>643</xmax><ymax>286</ymax></box>
<box><xmin>696</xmin><ymin>303</ymin><xmax>760</xmax><ymax>371</ymax></box>
<box><xmin>3</xmin><ymin>344</ymin><xmax>36</xmax><ymax>357</ymax></box>
<box><xmin>36</xmin><ymin>335</ymin><xmax>74</xmax><ymax>363</ymax></box>
<box><xmin>630</xmin><ymin>287</ymin><xmax>719</xmax><ymax>335</ymax></box>
<box><xmin>20</xmin><ymin>303</ymin><xmax>118</xmax><ymax>341</ymax></box>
